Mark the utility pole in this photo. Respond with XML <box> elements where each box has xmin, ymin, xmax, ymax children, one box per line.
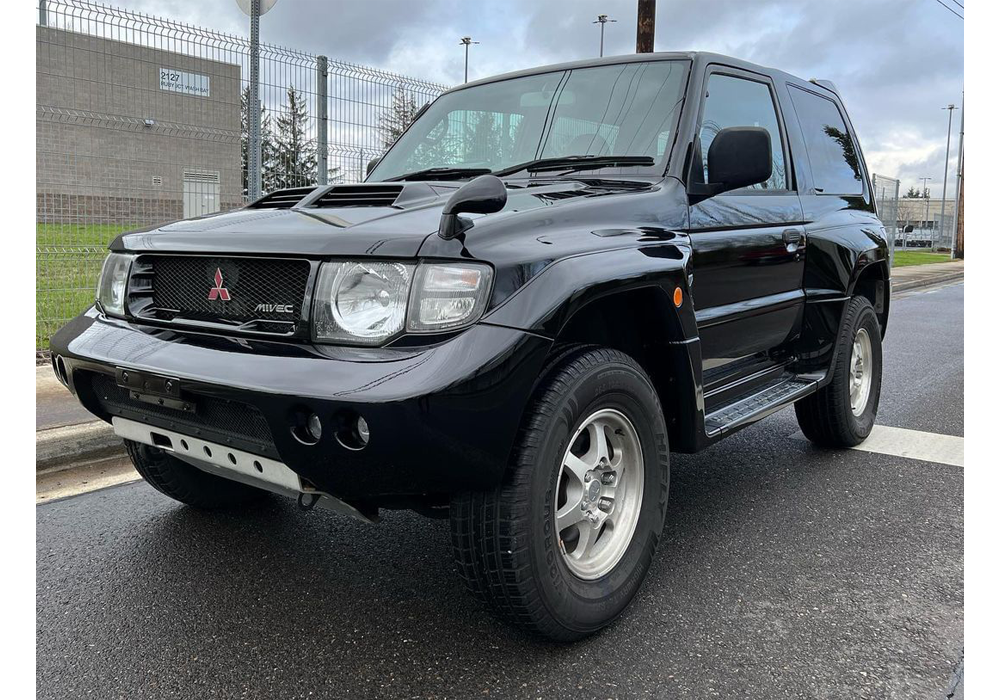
<box><xmin>635</xmin><ymin>0</ymin><xmax>656</xmax><ymax>53</ymax></box>
<box><xmin>593</xmin><ymin>14</ymin><xmax>617</xmax><ymax>57</ymax></box>
<box><xmin>950</xmin><ymin>93</ymin><xmax>964</xmax><ymax>258</ymax></box>
<box><xmin>460</xmin><ymin>37</ymin><xmax>479</xmax><ymax>83</ymax></box>
<box><xmin>939</xmin><ymin>104</ymin><xmax>956</xmax><ymax>252</ymax></box>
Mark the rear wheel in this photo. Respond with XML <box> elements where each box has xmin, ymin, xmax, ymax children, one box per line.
<box><xmin>795</xmin><ymin>295</ymin><xmax>883</xmax><ymax>447</ymax></box>
<box><xmin>125</xmin><ymin>440</ymin><xmax>267</xmax><ymax>509</ymax></box>
<box><xmin>450</xmin><ymin>346</ymin><xmax>669</xmax><ymax>641</ymax></box>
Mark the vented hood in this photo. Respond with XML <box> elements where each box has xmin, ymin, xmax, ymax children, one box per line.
<box><xmin>111</xmin><ymin>178</ymin><xmax>659</xmax><ymax>259</ymax></box>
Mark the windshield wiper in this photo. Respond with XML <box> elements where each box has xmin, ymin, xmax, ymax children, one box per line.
<box><xmin>492</xmin><ymin>155</ymin><xmax>656</xmax><ymax>177</ymax></box>
<box><xmin>384</xmin><ymin>166</ymin><xmax>492</xmax><ymax>182</ymax></box>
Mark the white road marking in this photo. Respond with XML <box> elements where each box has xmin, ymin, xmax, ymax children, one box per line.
<box><xmin>790</xmin><ymin>425</ymin><xmax>964</xmax><ymax>468</ymax></box>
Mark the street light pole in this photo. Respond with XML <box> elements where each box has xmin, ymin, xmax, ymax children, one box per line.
<box><xmin>950</xmin><ymin>94</ymin><xmax>964</xmax><ymax>258</ymax></box>
<box><xmin>939</xmin><ymin>104</ymin><xmax>956</xmax><ymax>252</ymax></box>
<box><xmin>460</xmin><ymin>36</ymin><xmax>479</xmax><ymax>83</ymax></box>
<box><xmin>593</xmin><ymin>14</ymin><xmax>617</xmax><ymax>57</ymax></box>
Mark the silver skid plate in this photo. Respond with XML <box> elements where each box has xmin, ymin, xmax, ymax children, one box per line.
<box><xmin>112</xmin><ymin>417</ymin><xmax>375</xmax><ymax>522</ymax></box>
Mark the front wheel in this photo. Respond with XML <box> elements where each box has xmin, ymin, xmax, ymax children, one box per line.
<box><xmin>795</xmin><ymin>295</ymin><xmax>883</xmax><ymax>447</ymax></box>
<box><xmin>450</xmin><ymin>346</ymin><xmax>669</xmax><ymax>641</ymax></box>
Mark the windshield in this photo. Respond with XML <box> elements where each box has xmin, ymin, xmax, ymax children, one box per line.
<box><xmin>368</xmin><ymin>60</ymin><xmax>688</xmax><ymax>181</ymax></box>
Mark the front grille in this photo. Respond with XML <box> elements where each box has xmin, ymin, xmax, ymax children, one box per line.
<box><xmin>88</xmin><ymin>373</ymin><xmax>276</xmax><ymax>456</ymax></box>
<box><xmin>131</xmin><ymin>255</ymin><xmax>312</xmax><ymax>332</ymax></box>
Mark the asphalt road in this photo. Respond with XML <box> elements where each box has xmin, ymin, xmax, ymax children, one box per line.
<box><xmin>36</xmin><ymin>283</ymin><xmax>964</xmax><ymax>700</ymax></box>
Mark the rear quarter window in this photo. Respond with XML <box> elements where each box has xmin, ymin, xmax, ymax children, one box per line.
<box><xmin>787</xmin><ymin>85</ymin><xmax>864</xmax><ymax>195</ymax></box>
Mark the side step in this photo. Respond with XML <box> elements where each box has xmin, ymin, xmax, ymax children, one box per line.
<box><xmin>704</xmin><ymin>375</ymin><xmax>818</xmax><ymax>437</ymax></box>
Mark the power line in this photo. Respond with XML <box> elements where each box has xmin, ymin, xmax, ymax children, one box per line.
<box><xmin>948</xmin><ymin>0</ymin><xmax>964</xmax><ymax>9</ymax></box>
<box><xmin>931</xmin><ymin>0</ymin><xmax>963</xmax><ymax>19</ymax></box>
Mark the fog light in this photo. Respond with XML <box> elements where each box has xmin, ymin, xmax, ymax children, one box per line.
<box><xmin>53</xmin><ymin>355</ymin><xmax>69</xmax><ymax>386</ymax></box>
<box><xmin>356</xmin><ymin>416</ymin><xmax>370</xmax><ymax>445</ymax></box>
<box><xmin>306</xmin><ymin>413</ymin><xmax>323</xmax><ymax>441</ymax></box>
<box><xmin>291</xmin><ymin>410</ymin><xmax>323</xmax><ymax>446</ymax></box>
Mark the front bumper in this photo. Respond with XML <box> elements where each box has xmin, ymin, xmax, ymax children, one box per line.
<box><xmin>50</xmin><ymin>309</ymin><xmax>551</xmax><ymax>500</ymax></box>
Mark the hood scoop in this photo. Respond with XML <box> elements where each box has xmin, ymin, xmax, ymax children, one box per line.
<box><xmin>313</xmin><ymin>184</ymin><xmax>403</xmax><ymax>208</ymax></box>
<box><xmin>246</xmin><ymin>187</ymin><xmax>318</xmax><ymax>209</ymax></box>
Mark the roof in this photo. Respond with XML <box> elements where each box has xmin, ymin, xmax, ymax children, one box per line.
<box><xmin>445</xmin><ymin>51</ymin><xmax>832</xmax><ymax>97</ymax></box>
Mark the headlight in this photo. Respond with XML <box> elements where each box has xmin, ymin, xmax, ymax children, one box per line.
<box><xmin>313</xmin><ymin>261</ymin><xmax>414</xmax><ymax>345</ymax></box>
<box><xmin>96</xmin><ymin>253</ymin><xmax>133</xmax><ymax>317</ymax></box>
<box><xmin>408</xmin><ymin>263</ymin><xmax>493</xmax><ymax>332</ymax></box>
<box><xmin>312</xmin><ymin>260</ymin><xmax>493</xmax><ymax>345</ymax></box>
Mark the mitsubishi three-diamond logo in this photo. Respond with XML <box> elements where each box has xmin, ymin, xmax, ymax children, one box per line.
<box><xmin>208</xmin><ymin>267</ymin><xmax>230</xmax><ymax>301</ymax></box>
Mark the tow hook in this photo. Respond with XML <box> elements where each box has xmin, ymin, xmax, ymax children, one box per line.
<box><xmin>297</xmin><ymin>492</ymin><xmax>321</xmax><ymax>511</ymax></box>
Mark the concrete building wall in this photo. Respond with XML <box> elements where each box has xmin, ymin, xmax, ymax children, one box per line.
<box><xmin>897</xmin><ymin>197</ymin><xmax>956</xmax><ymax>229</ymax></box>
<box><xmin>36</xmin><ymin>25</ymin><xmax>242</xmax><ymax>226</ymax></box>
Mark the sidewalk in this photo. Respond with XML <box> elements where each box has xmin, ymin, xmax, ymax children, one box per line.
<box><xmin>36</xmin><ymin>365</ymin><xmax>122</xmax><ymax>471</ymax></box>
<box><xmin>891</xmin><ymin>259</ymin><xmax>964</xmax><ymax>292</ymax></box>
<box><xmin>35</xmin><ymin>258</ymin><xmax>964</xmax><ymax>472</ymax></box>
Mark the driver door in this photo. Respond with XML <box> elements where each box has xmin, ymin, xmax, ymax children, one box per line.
<box><xmin>687</xmin><ymin>68</ymin><xmax>806</xmax><ymax>402</ymax></box>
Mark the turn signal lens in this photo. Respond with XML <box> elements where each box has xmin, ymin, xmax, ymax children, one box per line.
<box><xmin>408</xmin><ymin>263</ymin><xmax>493</xmax><ymax>332</ymax></box>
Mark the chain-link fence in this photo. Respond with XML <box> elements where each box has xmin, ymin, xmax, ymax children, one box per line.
<box><xmin>871</xmin><ymin>173</ymin><xmax>900</xmax><ymax>264</ymax></box>
<box><xmin>36</xmin><ymin>0</ymin><xmax>448</xmax><ymax>349</ymax></box>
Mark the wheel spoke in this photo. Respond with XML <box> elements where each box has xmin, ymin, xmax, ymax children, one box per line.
<box><xmin>556</xmin><ymin>498</ymin><xmax>586</xmax><ymax>533</ymax></box>
<box><xmin>563</xmin><ymin>452</ymin><xmax>591</xmax><ymax>484</ymax></box>
<box><xmin>570</xmin><ymin>522</ymin><xmax>596</xmax><ymax>560</ymax></box>
<box><xmin>590</xmin><ymin>421</ymin><xmax>611</xmax><ymax>464</ymax></box>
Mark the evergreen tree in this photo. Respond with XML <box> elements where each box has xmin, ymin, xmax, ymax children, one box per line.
<box><xmin>273</xmin><ymin>86</ymin><xmax>317</xmax><ymax>189</ymax></box>
<box><xmin>240</xmin><ymin>86</ymin><xmax>278</xmax><ymax>199</ymax></box>
<box><xmin>379</xmin><ymin>85</ymin><xmax>421</xmax><ymax>152</ymax></box>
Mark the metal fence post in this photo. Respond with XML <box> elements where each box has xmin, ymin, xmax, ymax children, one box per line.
<box><xmin>247</xmin><ymin>0</ymin><xmax>262</xmax><ymax>201</ymax></box>
<box><xmin>39</xmin><ymin>0</ymin><xmax>47</xmax><ymax>26</ymax></box>
<box><xmin>316</xmin><ymin>55</ymin><xmax>329</xmax><ymax>186</ymax></box>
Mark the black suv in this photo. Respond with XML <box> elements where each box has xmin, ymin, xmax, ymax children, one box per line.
<box><xmin>52</xmin><ymin>52</ymin><xmax>888</xmax><ymax>641</ymax></box>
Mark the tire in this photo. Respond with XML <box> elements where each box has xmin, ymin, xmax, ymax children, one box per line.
<box><xmin>125</xmin><ymin>439</ymin><xmax>267</xmax><ymax>509</ymax></box>
<box><xmin>795</xmin><ymin>295</ymin><xmax>883</xmax><ymax>447</ymax></box>
<box><xmin>450</xmin><ymin>346</ymin><xmax>670</xmax><ymax>641</ymax></box>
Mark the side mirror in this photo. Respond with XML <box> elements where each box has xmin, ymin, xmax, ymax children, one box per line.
<box><xmin>366</xmin><ymin>157</ymin><xmax>380</xmax><ymax>178</ymax></box>
<box><xmin>689</xmin><ymin>126</ymin><xmax>772</xmax><ymax>203</ymax></box>
<box><xmin>439</xmin><ymin>174</ymin><xmax>508</xmax><ymax>240</ymax></box>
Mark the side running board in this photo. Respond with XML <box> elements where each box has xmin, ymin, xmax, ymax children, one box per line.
<box><xmin>704</xmin><ymin>375</ymin><xmax>818</xmax><ymax>437</ymax></box>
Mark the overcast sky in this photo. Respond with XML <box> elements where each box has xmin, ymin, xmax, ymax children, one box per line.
<box><xmin>127</xmin><ymin>0</ymin><xmax>964</xmax><ymax>197</ymax></box>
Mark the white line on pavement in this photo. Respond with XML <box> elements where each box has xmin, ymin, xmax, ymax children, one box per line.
<box><xmin>790</xmin><ymin>424</ymin><xmax>964</xmax><ymax>468</ymax></box>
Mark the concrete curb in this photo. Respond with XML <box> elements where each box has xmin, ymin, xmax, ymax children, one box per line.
<box><xmin>36</xmin><ymin>421</ymin><xmax>122</xmax><ymax>472</ymax></box>
<box><xmin>892</xmin><ymin>271</ymin><xmax>964</xmax><ymax>294</ymax></box>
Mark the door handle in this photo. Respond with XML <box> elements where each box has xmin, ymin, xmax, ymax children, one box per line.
<box><xmin>782</xmin><ymin>228</ymin><xmax>803</xmax><ymax>246</ymax></box>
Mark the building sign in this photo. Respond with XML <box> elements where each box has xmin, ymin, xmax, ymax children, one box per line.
<box><xmin>159</xmin><ymin>68</ymin><xmax>210</xmax><ymax>97</ymax></box>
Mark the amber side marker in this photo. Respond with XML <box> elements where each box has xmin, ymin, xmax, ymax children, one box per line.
<box><xmin>673</xmin><ymin>287</ymin><xmax>683</xmax><ymax>307</ymax></box>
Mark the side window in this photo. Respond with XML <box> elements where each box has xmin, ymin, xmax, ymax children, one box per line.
<box><xmin>699</xmin><ymin>73</ymin><xmax>788</xmax><ymax>191</ymax></box>
<box><xmin>788</xmin><ymin>86</ymin><xmax>863</xmax><ymax>195</ymax></box>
